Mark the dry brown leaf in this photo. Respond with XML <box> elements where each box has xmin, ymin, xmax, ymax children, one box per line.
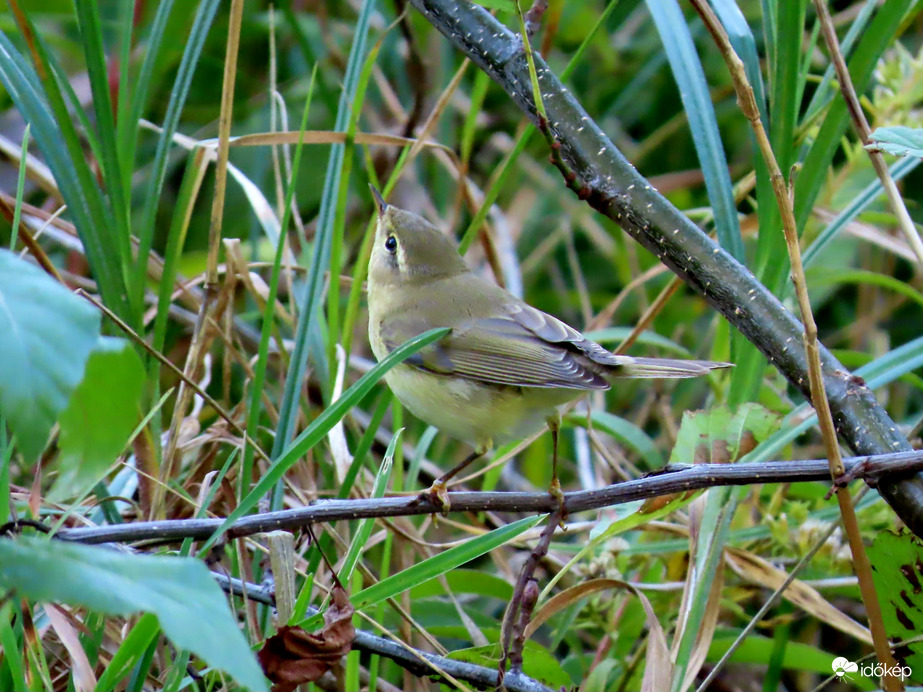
<box><xmin>257</xmin><ymin>585</ymin><xmax>356</xmax><ymax>692</ymax></box>
<box><xmin>726</xmin><ymin>546</ymin><xmax>872</xmax><ymax>644</ymax></box>
<box><xmin>44</xmin><ymin>604</ymin><xmax>97</xmax><ymax>692</ymax></box>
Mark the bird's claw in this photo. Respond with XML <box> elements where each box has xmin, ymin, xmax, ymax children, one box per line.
<box><xmin>421</xmin><ymin>480</ymin><xmax>452</xmax><ymax>516</ymax></box>
<box><xmin>548</xmin><ymin>477</ymin><xmax>567</xmax><ymax>526</ymax></box>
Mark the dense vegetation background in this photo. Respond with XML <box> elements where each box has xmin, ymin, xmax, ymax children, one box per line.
<box><xmin>2</xmin><ymin>0</ymin><xmax>923</xmax><ymax>690</ymax></box>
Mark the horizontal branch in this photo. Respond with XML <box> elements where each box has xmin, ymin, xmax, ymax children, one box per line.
<box><xmin>52</xmin><ymin>451</ymin><xmax>923</xmax><ymax>545</ymax></box>
<box><xmin>214</xmin><ymin>574</ymin><xmax>553</xmax><ymax>692</ymax></box>
<box><xmin>407</xmin><ymin>0</ymin><xmax>923</xmax><ymax>537</ymax></box>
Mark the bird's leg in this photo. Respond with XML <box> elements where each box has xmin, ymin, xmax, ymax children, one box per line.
<box><xmin>423</xmin><ymin>444</ymin><xmax>488</xmax><ymax>515</ymax></box>
<box><xmin>547</xmin><ymin>414</ymin><xmax>566</xmax><ymax>519</ymax></box>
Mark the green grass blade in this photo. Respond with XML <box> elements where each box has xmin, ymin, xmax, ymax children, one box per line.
<box><xmin>0</xmin><ymin>600</ymin><xmax>25</xmax><ymax>692</ymax></box>
<box><xmin>239</xmin><ymin>69</ymin><xmax>317</xmax><ymax>502</ymax></box>
<box><xmin>9</xmin><ymin>124</ymin><xmax>29</xmax><ymax>251</ymax></box>
<box><xmin>571</xmin><ymin>410</ymin><xmax>663</xmax><ymax>469</ymax></box>
<box><xmin>793</xmin><ymin>0</ymin><xmax>915</xmax><ymax>238</ymax></box>
<box><xmin>73</xmin><ymin>0</ymin><xmax>132</xmax><ymax>281</ymax></box>
<box><xmin>753</xmin><ymin>0</ymin><xmax>805</xmax><ymax>296</ymax></box>
<box><xmin>807</xmin><ymin>269</ymin><xmax>923</xmax><ymax>309</ymax></box>
<box><xmin>135</xmin><ymin>0</ymin><xmax>220</xmax><ymax>315</ymax></box>
<box><xmin>710</xmin><ymin>0</ymin><xmax>767</xmax><ymax>124</ymax></box>
<box><xmin>273</xmin><ymin>0</ymin><xmax>375</xmax><ymax>461</ymax></box>
<box><xmin>338</xmin><ymin>430</ymin><xmax>400</xmax><ymax>583</ymax></box>
<box><xmin>114</xmin><ymin>0</ymin><xmax>135</xmax><ymax>197</ymax></box>
<box><xmin>348</xmin><ymin>514</ymin><xmax>544</xmax><ymax>612</ymax></box>
<box><xmin>327</xmin><ymin>21</ymin><xmax>387</xmax><ymax>371</ymax></box>
<box><xmin>94</xmin><ymin>613</ymin><xmax>160</xmax><ymax>692</ymax></box>
<box><xmin>801</xmin><ymin>0</ymin><xmax>879</xmax><ymax>127</ymax></box>
<box><xmin>0</xmin><ymin>27</ymin><xmax>132</xmax><ymax>323</ymax></box>
<box><xmin>646</xmin><ymin>0</ymin><xmax>744</xmax><ymax>262</ymax></box>
<box><xmin>802</xmin><ymin>156</ymin><xmax>920</xmax><ymax>269</ymax></box>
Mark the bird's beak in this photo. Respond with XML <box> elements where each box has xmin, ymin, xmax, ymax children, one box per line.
<box><xmin>369</xmin><ymin>184</ymin><xmax>388</xmax><ymax>217</ymax></box>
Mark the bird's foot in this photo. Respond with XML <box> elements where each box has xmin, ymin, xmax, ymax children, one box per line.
<box><xmin>548</xmin><ymin>477</ymin><xmax>567</xmax><ymax>526</ymax></box>
<box><xmin>420</xmin><ymin>479</ymin><xmax>452</xmax><ymax>516</ymax></box>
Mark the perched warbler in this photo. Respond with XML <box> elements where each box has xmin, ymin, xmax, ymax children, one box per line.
<box><xmin>366</xmin><ymin>187</ymin><xmax>729</xmax><ymax>510</ymax></box>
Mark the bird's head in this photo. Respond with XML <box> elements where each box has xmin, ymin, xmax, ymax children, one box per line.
<box><xmin>368</xmin><ymin>186</ymin><xmax>469</xmax><ymax>288</ymax></box>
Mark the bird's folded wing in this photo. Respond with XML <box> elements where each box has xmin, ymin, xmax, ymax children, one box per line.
<box><xmin>507</xmin><ymin>302</ymin><xmax>727</xmax><ymax>377</ymax></box>
<box><xmin>379</xmin><ymin>311</ymin><xmax>609</xmax><ymax>390</ymax></box>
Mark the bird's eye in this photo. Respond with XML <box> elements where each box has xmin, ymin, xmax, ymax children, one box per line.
<box><xmin>385</xmin><ymin>235</ymin><xmax>397</xmax><ymax>253</ymax></box>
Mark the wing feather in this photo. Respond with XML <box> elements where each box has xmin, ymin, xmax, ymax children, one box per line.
<box><xmin>380</xmin><ymin>311</ymin><xmax>609</xmax><ymax>390</ymax></box>
<box><xmin>379</xmin><ymin>298</ymin><xmax>726</xmax><ymax>388</ymax></box>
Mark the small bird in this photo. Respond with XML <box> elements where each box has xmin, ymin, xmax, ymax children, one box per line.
<box><xmin>366</xmin><ymin>187</ymin><xmax>729</xmax><ymax>510</ymax></box>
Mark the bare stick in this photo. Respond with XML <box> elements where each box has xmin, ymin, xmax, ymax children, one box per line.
<box><xmin>499</xmin><ymin>509</ymin><xmax>561</xmax><ymax>688</ymax></box>
<box><xmin>50</xmin><ymin>451</ymin><xmax>923</xmax><ymax>545</ymax></box>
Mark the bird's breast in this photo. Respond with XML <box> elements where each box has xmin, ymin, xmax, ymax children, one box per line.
<box><xmin>381</xmin><ymin>365</ymin><xmax>576</xmax><ymax>447</ymax></box>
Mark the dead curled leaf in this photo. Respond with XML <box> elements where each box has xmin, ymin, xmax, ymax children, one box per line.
<box><xmin>257</xmin><ymin>585</ymin><xmax>356</xmax><ymax>692</ymax></box>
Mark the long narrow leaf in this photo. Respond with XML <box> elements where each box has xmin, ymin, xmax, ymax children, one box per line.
<box><xmin>646</xmin><ymin>0</ymin><xmax>744</xmax><ymax>262</ymax></box>
<box><xmin>272</xmin><ymin>0</ymin><xmax>376</xmax><ymax>461</ymax></box>
<box><xmin>0</xmin><ymin>29</ymin><xmax>131</xmax><ymax>322</ymax></box>
<box><xmin>349</xmin><ymin>514</ymin><xmax>544</xmax><ymax>612</ymax></box>
<box><xmin>135</xmin><ymin>0</ymin><xmax>221</xmax><ymax>313</ymax></box>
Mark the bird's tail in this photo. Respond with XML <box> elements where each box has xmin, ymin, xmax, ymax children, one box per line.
<box><xmin>610</xmin><ymin>356</ymin><xmax>732</xmax><ymax>379</ymax></box>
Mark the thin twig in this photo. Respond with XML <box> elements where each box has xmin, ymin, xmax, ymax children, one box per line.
<box><xmin>50</xmin><ymin>451</ymin><xmax>923</xmax><ymax>545</ymax></box>
<box><xmin>499</xmin><ymin>509</ymin><xmax>560</xmax><ymax>688</ymax></box>
<box><xmin>687</xmin><ymin>2</ymin><xmax>899</xmax><ymax>687</ymax></box>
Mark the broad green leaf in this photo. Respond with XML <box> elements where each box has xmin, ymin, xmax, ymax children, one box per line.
<box><xmin>669</xmin><ymin>403</ymin><xmax>780</xmax><ymax>464</ymax></box>
<box><xmin>0</xmin><ymin>536</ymin><xmax>267</xmax><ymax>692</ymax></box>
<box><xmin>868</xmin><ymin>531</ymin><xmax>923</xmax><ymax>680</ymax></box>
<box><xmin>867</xmin><ymin>125</ymin><xmax>923</xmax><ymax>158</ymax></box>
<box><xmin>0</xmin><ymin>249</ymin><xmax>100</xmax><ymax>462</ymax></box>
<box><xmin>53</xmin><ymin>337</ymin><xmax>144</xmax><ymax>497</ymax></box>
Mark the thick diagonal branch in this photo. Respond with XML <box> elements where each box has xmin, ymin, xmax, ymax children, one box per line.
<box><xmin>407</xmin><ymin>0</ymin><xmax>923</xmax><ymax>537</ymax></box>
